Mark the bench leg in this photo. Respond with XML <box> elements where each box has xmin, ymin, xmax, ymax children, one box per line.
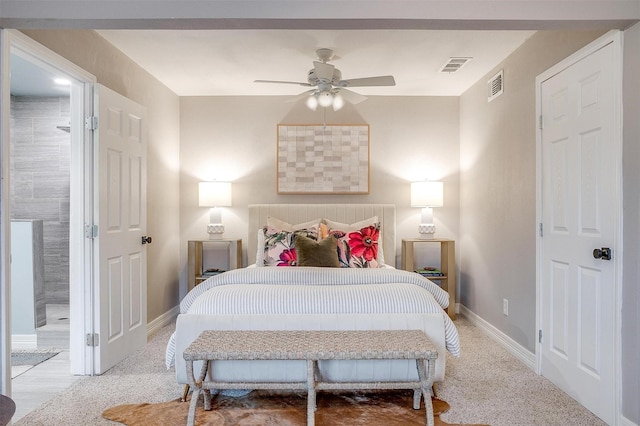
<box><xmin>186</xmin><ymin>359</ymin><xmax>211</xmax><ymax>425</ymax></box>
<box><xmin>187</xmin><ymin>387</ymin><xmax>199</xmax><ymax>426</ymax></box>
<box><xmin>413</xmin><ymin>384</ymin><xmax>438</xmax><ymax>409</ymax></box>
<box><xmin>306</xmin><ymin>360</ymin><xmax>317</xmax><ymax>426</ymax></box>
<box><xmin>413</xmin><ymin>388</ymin><xmax>422</xmax><ymax>410</ymax></box>
<box><xmin>416</xmin><ymin>359</ymin><xmax>435</xmax><ymax>426</ymax></box>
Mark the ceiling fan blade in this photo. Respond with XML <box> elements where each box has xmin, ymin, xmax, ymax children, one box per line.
<box><xmin>285</xmin><ymin>89</ymin><xmax>316</xmax><ymax>103</ymax></box>
<box><xmin>339</xmin><ymin>75</ymin><xmax>396</xmax><ymax>87</ymax></box>
<box><xmin>254</xmin><ymin>79</ymin><xmax>313</xmax><ymax>87</ymax></box>
<box><xmin>313</xmin><ymin>61</ymin><xmax>335</xmax><ymax>82</ymax></box>
<box><xmin>337</xmin><ymin>88</ymin><xmax>367</xmax><ymax>105</ymax></box>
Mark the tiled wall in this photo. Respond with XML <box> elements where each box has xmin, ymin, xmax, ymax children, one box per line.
<box><xmin>10</xmin><ymin>95</ymin><xmax>71</xmax><ymax>304</ymax></box>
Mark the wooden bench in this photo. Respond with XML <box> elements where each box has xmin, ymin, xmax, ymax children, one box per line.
<box><xmin>183</xmin><ymin>329</ymin><xmax>438</xmax><ymax>426</ymax></box>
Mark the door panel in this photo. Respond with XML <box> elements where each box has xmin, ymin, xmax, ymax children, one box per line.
<box><xmin>540</xmin><ymin>42</ymin><xmax>616</xmax><ymax>424</ymax></box>
<box><xmin>95</xmin><ymin>84</ymin><xmax>147</xmax><ymax>374</ymax></box>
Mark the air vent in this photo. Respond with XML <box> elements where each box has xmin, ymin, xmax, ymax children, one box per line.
<box><xmin>439</xmin><ymin>57</ymin><xmax>472</xmax><ymax>73</ymax></box>
<box><xmin>488</xmin><ymin>70</ymin><xmax>504</xmax><ymax>102</ymax></box>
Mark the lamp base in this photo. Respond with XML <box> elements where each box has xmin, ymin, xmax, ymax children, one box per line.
<box><xmin>207</xmin><ymin>223</ymin><xmax>225</xmax><ymax>240</ymax></box>
<box><xmin>418</xmin><ymin>223</ymin><xmax>436</xmax><ymax>239</ymax></box>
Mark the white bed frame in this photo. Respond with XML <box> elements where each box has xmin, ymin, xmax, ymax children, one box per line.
<box><xmin>174</xmin><ymin>204</ymin><xmax>448</xmax><ymax>385</ymax></box>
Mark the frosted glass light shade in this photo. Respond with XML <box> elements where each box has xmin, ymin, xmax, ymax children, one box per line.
<box><xmin>198</xmin><ymin>181</ymin><xmax>232</xmax><ymax>207</ymax></box>
<box><xmin>318</xmin><ymin>91</ymin><xmax>334</xmax><ymax>107</ymax></box>
<box><xmin>306</xmin><ymin>95</ymin><xmax>319</xmax><ymax>110</ymax></box>
<box><xmin>332</xmin><ymin>93</ymin><xmax>345</xmax><ymax>111</ymax></box>
<box><xmin>411</xmin><ymin>181</ymin><xmax>444</xmax><ymax>207</ymax></box>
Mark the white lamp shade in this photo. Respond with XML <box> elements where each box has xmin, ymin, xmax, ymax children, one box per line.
<box><xmin>411</xmin><ymin>181</ymin><xmax>444</xmax><ymax>207</ymax></box>
<box><xmin>198</xmin><ymin>181</ymin><xmax>232</xmax><ymax>207</ymax></box>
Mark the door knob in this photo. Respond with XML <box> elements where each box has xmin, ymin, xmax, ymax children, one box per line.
<box><xmin>593</xmin><ymin>247</ymin><xmax>611</xmax><ymax>260</ymax></box>
<box><xmin>141</xmin><ymin>236</ymin><xmax>153</xmax><ymax>245</ymax></box>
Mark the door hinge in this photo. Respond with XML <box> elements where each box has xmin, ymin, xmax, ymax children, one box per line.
<box><xmin>85</xmin><ymin>116</ymin><xmax>98</xmax><ymax>130</ymax></box>
<box><xmin>85</xmin><ymin>224</ymin><xmax>98</xmax><ymax>239</ymax></box>
<box><xmin>86</xmin><ymin>333</ymin><xmax>99</xmax><ymax>347</ymax></box>
<box><xmin>538</xmin><ymin>115</ymin><xmax>543</xmax><ymax>130</ymax></box>
<box><xmin>539</xmin><ymin>223</ymin><xmax>543</xmax><ymax>237</ymax></box>
<box><xmin>538</xmin><ymin>329</ymin><xmax>543</xmax><ymax>343</ymax></box>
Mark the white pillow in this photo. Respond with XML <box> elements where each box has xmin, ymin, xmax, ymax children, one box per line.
<box><xmin>266</xmin><ymin>216</ymin><xmax>321</xmax><ymax>231</ymax></box>
<box><xmin>255</xmin><ymin>228</ymin><xmax>265</xmax><ymax>267</ymax></box>
<box><xmin>322</xmin><ymin>216</ymin><xmax>379</xmax><ymax>231</ymax></box>
<box><xmin>321</xmin><ymin>216</ymin><xmax>385</xmax><ymax>265</ymax></box>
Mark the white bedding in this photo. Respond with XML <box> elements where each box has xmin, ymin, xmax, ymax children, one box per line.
<box><xmin>166</xmin><ymin>267</ymin><xmax>460</xmax><ymax>372</ymax></box>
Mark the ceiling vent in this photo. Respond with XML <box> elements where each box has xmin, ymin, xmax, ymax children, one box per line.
<box><xmin>488</xmin><ymin>70</ymin><xmax>504</xmax><ymax>102</ymax></box>
<box><xmin>439</xmin><ymin>57</ymin><xmax>472</xmax><ymax>73</ymax></box>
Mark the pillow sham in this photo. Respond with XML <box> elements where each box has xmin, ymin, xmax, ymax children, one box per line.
<box><xmin>320</xmin><ymin>216</ymin><xmax>385</xmax><ymax>266</ymax></box>
<box><xmin>322</xmin><ymin>216</ymin><xmax>379</xmax><ymax>231</ymax></box>
<box><xmin>262</xmin><ymin>225</ymin><xmax>318</xmax><ymax>267</ymax></box>
<box><xmin>266</xmin><ymin>216</ymin><xmax>321</xmax><ymax>232</ymax></box>
<box><xmin>295</xmin><ymin>234</ymin><xmax>340</xmax><ymax>267</ymax></box>
<box><xmin>321</xmin><ymin>223</ymin><xmax>381</xmax><ymax>268</ymax></box>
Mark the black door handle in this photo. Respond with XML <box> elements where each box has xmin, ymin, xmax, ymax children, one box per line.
<box><xmin>593</xmin><ymin>247</ymin><xmax>611</xmax><ymax>260</ymax></box>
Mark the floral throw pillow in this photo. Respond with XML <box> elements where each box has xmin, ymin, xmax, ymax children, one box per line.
<box><xmin>262</xmin><ymin>225</ymin><xmax>318</xmax><ymax>267</ymax></box>
<box><xmin>321</xmin><ymin>223</ymin><xmax>380</xmax><ymax>268</ymax></box>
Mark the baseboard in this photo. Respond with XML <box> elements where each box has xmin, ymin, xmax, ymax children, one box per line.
<box><xmin>619</xmin><ymin>414</ymin><xmax>639</xmax><ymax>426</ymax></box>
<box><xmin>12</xmin><ymin>334</ymin><xmax>38</xmax><ymax>350</ymax></box>
<box><xmin>147</xmin><ymin>305</ymin><xmax>179</xmax><ymax>339</ymax></box>
<box><xmin>459</xmin><ymin>305</ymin><xmax>536</xmax><ymax>372</ymax></box>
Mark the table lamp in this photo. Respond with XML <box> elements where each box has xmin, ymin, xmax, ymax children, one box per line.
<box><xmin>198</xmin><ymin>181</ymin><xmax>232</xmax><ymax>239</ymax></box>
<box><xmin>411</xmin><ymin>181</ymin><xmax>443</xmax><ymax>239</ymax></box>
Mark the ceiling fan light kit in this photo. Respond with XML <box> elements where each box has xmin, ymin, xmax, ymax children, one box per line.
<box><xmin>255</xmin><ymin>48</ymin><xmax>396</xmax><ymax>111</ymax></box>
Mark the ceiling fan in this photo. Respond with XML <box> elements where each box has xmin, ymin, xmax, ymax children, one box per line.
<box><xmin>254</xmin><ymin>48</ymin><xmax>396</xmax><ymax>111</ymax></box>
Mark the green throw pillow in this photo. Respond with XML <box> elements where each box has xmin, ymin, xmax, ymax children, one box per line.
<box><xmin>295</xmin><ymin>234</ymin><xmax>340</xmax><ymax>267</ymax></box>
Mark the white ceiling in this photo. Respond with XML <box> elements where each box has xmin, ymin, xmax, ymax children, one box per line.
<box><xmin>95</xmin><ymin>29</ymin><xmax>536</xmax><ymax>97</ymax></box>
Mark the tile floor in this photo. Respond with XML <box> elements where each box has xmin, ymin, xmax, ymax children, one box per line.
<box><xmin>11</xmin><ymin>304</ymin><xmax>79</xmax><ymax>422</ymax></box>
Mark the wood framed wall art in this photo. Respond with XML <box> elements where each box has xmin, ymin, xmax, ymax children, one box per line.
<box><xmin>277</xmin><ymin>124</ymin><xmax>370</xmax><ymax>194</ymax></box>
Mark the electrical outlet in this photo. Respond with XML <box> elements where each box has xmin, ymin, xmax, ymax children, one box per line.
<box><xmin>503</xmin><ymin>299</ymin><xmax>509</xmax><ymax>316</ymax></box>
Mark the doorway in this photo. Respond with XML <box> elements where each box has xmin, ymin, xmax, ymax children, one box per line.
<box><xmin>8</xmin><ymin>46</ymin><xmax>78</xmax><ymax>422</ymax></box>
<box><xmin>1</xmin><ymin>29</ymin><xmax>98</xmax><ymax>419</ymax></box>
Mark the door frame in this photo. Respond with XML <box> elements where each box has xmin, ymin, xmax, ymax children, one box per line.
<box><xmin>535</xmin><ymin>30</ymin><xmax>623</xmax><ymax>421</ymax></box>
<box><xmin>0</xmin><ymin>29</ymin><xmax>98</xmax><ymax>390</ymax></box>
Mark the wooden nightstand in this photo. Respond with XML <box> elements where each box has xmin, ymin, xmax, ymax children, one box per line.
<box><xmin>401</xmin><ymin>238</ymin><xmax>456</xmax><ymax>319</ymax></box>
<box><xmin>187</xmin><ymin>239</ymin><xmax>242</xmax><ymax>292</ymax></box>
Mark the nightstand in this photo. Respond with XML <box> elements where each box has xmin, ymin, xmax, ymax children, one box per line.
<box><xmin>401</xmin><ymin>238</ymin><xmax>456</xmax><ymax>319</ymax></box>
<box><xmin>187</xmin><ymin>239</ymin><xmax>242</xmax><ymax>292</ymax></box>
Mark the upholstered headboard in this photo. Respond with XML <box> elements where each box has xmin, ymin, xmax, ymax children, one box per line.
<box><xmin>248</xmin><ymin>204</ymin><xmax>396</xmax><ymax>266</ymax></box>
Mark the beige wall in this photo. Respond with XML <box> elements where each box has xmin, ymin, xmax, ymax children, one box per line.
<box><xmin>21</xmin><ymin>30</ymin><xmax>182</xmax><ymax>323</ymax></box>
<box><xmin>179</xmin><ymin>96</ymin><xmax>460</xmax><ymax>296</ymax></box>
<box><xmin>459</xmin><ymin>29</ymin><xmax>605</xmax><ymax>351</ymax></box>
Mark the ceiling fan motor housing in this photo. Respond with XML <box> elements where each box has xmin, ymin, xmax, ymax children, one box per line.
<box><xmin>307</xmin><ymin>68</ymin><xmax>342</xmax><ymax>86</ymax></box>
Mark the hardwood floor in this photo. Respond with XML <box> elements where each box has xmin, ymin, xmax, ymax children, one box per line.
<box><xmin>11</xmin><ymin>304</ymin><xmax>79</xmax><ymax>422</ymax></box>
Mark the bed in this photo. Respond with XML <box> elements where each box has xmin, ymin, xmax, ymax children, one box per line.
<box><xmin>166</xmin><ymin>204</ymin><xmax>460</xmax><ymax>387</ymax></box>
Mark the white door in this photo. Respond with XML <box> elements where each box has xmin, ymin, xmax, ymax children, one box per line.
<box><xmin>93</xmin><ymin>84</ymin><xmax>147</xmax><ymax>374</ymax></box>
<box><xmin>539</xmin><ymin>41</ymin><xmax>617</xmax><ymax>424</ymax></box>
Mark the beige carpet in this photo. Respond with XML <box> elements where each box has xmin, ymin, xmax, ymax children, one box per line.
<box><xmin>14</xmin><ymin>316</ymin><xmax>607</xmax><ymax>426</ymax></box>
<box><xmin>103</xmin><ymin>390</ymin><xmax>487</xmax><ymax>426</ymax></box>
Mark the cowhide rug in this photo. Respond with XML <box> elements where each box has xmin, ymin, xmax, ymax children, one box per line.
<box><xmin>103</xmin><ymin>389</ymin><xmax>488</xmax><ymax>425</ymax></box>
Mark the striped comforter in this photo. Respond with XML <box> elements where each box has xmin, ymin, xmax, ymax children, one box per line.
<box><xmin>165</xmin><ymin>267</ymin><xmax>460</xmax><ymax>369</ymax></box>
